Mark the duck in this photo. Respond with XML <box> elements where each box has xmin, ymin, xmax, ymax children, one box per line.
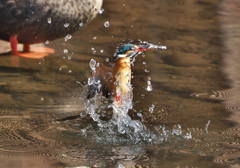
<box><xmin>0</xmin><ymin>0</ymin><xmax>103</xmax><ymax>58</ymax></box>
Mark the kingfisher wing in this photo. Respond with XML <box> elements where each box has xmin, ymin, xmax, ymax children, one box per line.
<box><xmin>87</xmin><ymin>80</ymin><xmax>101</xmax><ymax>99</ymax></box>
<box><xmin>87</xmin><ymin>63</ymin><xmax>113</xmax><ymax>99</ymax></box>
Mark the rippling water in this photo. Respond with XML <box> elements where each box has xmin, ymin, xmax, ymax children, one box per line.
<box><xmin>0</xmin><ymin>0</ymin><xmax>239</xmax><ymax>168</ymax></box>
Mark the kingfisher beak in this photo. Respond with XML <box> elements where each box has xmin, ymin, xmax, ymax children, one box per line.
<box><xmin>134</xmin><ymin>44</ymin><xmax>152</xmax><ymax>52</ymax></box>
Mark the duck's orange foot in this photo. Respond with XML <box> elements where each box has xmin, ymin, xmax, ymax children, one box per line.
<box><xmin>30</xmin><ymin>46</ymin><xmax>55</xmax><ymax>54</ymax></box>
<box><xmin>18</xmin><ymin>52</ymin><xmax>48</xmax><ymax>59</ymax></box>
<box><xmin>18</xmin><ymin>46</ymin><xmax>55</xmax><ymax>59</ymax></box>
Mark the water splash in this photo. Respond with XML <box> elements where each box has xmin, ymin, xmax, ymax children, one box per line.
<box><xmin>138</xmin><ymin>40</ymin><xmax>167</xmax><ymax>50</ymax></box>
<box><xmin>148</xmin><ymin>104</ymin><xmax>155</xmax><ymax>113</ymax></box>
<box><xmin>205</xmin><ymin>120</ymin><xmax>211</xmax><ymax>133</ymax></box>
<box><xmin>148</xmin><ymin>43</ymin><xmax>167</xmax><ymax>50</ymax></box>
<box><xmin>81</xmin><ymin>59</ymin><xmax>192</xmax><ymax>145</ymax></box>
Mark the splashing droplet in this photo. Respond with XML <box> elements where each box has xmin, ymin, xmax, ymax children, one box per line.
<box><xmin>172</xmin><ymin>124</ymin><xmax>182</xmax><ymax>135</ymax></box>
<box><xmin>91</xmin><ymin>47</ymin><xmax>96</xmax><ymax>55</ymax></box>
<box><xmin>99</xmin><ymin>8</ymin><xmax>104</xmax><ymax>14</ymax></box>
<box><xmin>146</xmin><ymin>80</ymin><xmax>153</xmax><ymax>91</ymax></box>
<box><xmin>205</xmin><ymin>120</ymin><xmax>211</xmax><ymax>133</ymax></box>
<box><xmin>144</xmin><ymin>69</ymin><xmax>149</xmax><ymax>73</ymax></box>
<box><xmin>63</xmin><ymin>49</ymin><xmax>68</xmax><ymax>53</ymax></box>
<box><xmin>149</xmin><ymin>104</ymin><xmax>155</xmax><ymax>113</ymax></box>
<box><xmin>89</xmin><ymin>59</ymin><xmax>97</xmax><ymax>72</ymax></box>
<box><xmin>183</xmin><ymin>132</ymin><xmax>192</xmax><ymax>139</ymax></box>
<box><xmin>47</xmin><ymin>17</ymin><xmax>51</xmax><ymax>24</ymax></box>
<box><xmin>79</xmin><ymin>22</ymin><xmax>84</xmax><ymax>27</ymax></box>
<box><xmin>104</xmin><ymin>21</ymin><xmax>110</xmax><ymax>27</ymax></box>
<box><xmin>64</xmin><ymin>23</ymin><xmax>69</xmax><ymax>27</ymax></box>
<box><xmin>64</xmin><ymin>34</ymin><xmax>72</xmax><ymax>41</ymax></box>
<box><xmin>118</xmin><ymin>164</ymin><xmax>125</xmax><ymax>168</ymax></box>
<box><xmin>100</xmin><ymin>49</ymin><xmax>104</xmax><ymax>53</ymax></box>
<box><xmin>105</xmin><ymin>58</ymin><xmax>110</xmax><ymax>62</ymax></box>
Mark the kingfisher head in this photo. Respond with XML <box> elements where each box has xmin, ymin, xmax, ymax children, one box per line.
<box><xmin>113</xmin><ymin>43</ymin><xmax>152</xmax><ymax>61</ymax></box>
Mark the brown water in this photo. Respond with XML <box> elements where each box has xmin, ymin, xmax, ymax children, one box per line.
<box><xmin>0</xmin><ymin>0</ymin><xmax>240</xmax><ymax>167</ymax></box>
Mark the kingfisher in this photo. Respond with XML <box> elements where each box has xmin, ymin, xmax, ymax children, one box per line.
<box><xmin>87</xmin><ymin>43</ymin><xmax>163</xmax><ymax>107</ymax></box>
<box><xmin>0</xmin><ymin>0</ymin><xmax>102</xmax><ymax>58</ymax></box>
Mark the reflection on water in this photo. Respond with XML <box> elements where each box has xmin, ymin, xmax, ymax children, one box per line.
<box><xmin>0</xmin><ymin>0</ymin><xmax>239</xmax><ymax>167</ymax></box>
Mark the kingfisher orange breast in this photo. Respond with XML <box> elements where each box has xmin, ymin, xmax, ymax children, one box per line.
<box><xmin>112</xmin><ymin>57</ymin><xmax>132</xmax><ymax>98</ymax></box>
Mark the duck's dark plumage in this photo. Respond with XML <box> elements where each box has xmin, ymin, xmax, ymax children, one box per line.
<box><xmin>0</xmin><ymin>0</ymin><xmax>102</xmax><ymax>44</ymax></box>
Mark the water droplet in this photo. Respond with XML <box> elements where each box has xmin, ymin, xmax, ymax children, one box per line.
<box><xmin>89</xmin><ymin>59</ymin><xmax>97</xmax><ymax>72</ymax></box>
<box><xmin>88</xmin><ymin>77</ymin><xmax>95</xmax><ymax>85</ymax></box>
<box><xmin>64</xmin><ymin>23</ymin><xmax>69</xmax><ymax>27</ymax></box>
<box><xmin>64</xmin><ymin>34</ymin><xmax>72</xmax><ymax>41</ymax></box>
<box><xmin>63</xmin><ymin>49</ymin><xmax>68</xmax><ymax>53</ymax></box>
<box><xmin>99</xmin><ymin>8</ymin><xmax>104</xmax><ymax>14</ymax></box>
<box><xmin>100</xmin><ymin>49</ymin><xmax>104</xmax><ymax>53</ymax></box>
<box><xmin>172</xmin><ymin>124</ymin><xmax>182</xmax><ymax>135</ymax></box>
<box><xmin>183</xmin><ymin>132</ymin><xmax>192</xmax><ymax>139</ymax></box>
<box><xmin>142</xmin><ymin>62</ymin><xmax>146</xmax><ymax>65</ymax></box>
<box><xmin>59</xmin><ymin>68</ymin><xmax>62</xmax><ymax>71</ymax></box>
<box><xmin>45</xmin><ymin>40</ymin><xmax>49</xmax><ymax>44</ymax></box>
<box><xmin>68</xmin><ymin>56</ymin><xmax>71</xmax><ymax>59</ymax></box>
<box><xmin>118</xmin><ymin>164</ymin><xmax>125</xmax><ymax>168</ymax></box>
<box><xmin>144</xmin><ymin>69</ymin><xmax>149</xmax><ymax>73</ymax></box>
<box><xmin>93</xmin><ymin>36</ymin><xmax>97</xmax><ymax>40</ymax></box>
<box><xmin>40</xmin><ymin>97</ymin><xmax>44</xmax><ymax>101</ymax></box>
<box><xmin>79</xmin><ymin>22</ymin><xmax>84</xmax><ymax>27</ymax></box>
<box><xmin>105</xmin><ymin>58</ymin><xmax>110</xmax><ymax>62</ymax></box>
<box><xmin>149</xmin><ymin>104</ymin><xmax>155</xmax><ymax>113</ymax></box>
<box><xmin>68</xmin><ymin>70</ymin><xmax>72</xmax><ymax>73</ymax></box>
<box><xmin>91</xmin><ymin>48</ymin><xmax>96</xmax><ymax>55</ymax></box>
<box><xmin>205</xmin><ymin>120</ymin><xmax>211</xmax><ymax>133</ymax></box>
<box><xmin>38</xmin><ymin>62</ymin><xmax>41</xmax><ymax>64</ymax></box>
<box><xmin>146</xmin><ymin>80</ymin><xmax>153</xmax><ymax>91</ymax></box>
<box><xmin>104</xmin><ymin>21</ymin><xmax>110</xmax><ymax>27</ymax></box>
<box><xmin>137</xmin><ymin>112</ymin><xmax>143</xmax><ymax>118</ymax></box>
<box><xmin>47</xmin><ymin>17</ymin><xmax>51</xmax><ymax>24</ymax></box>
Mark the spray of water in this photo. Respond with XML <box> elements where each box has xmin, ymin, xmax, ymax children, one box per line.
<box><xmin>81</xmin><ymin>43</ymin><xmax>192</xmax><ymax>144</ymax></box>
